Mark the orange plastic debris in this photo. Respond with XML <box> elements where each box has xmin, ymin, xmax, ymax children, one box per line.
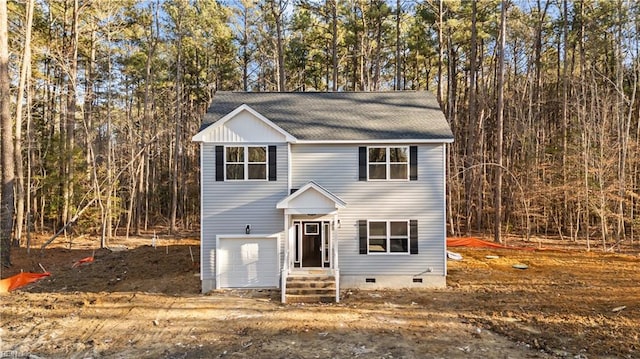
<box><xmin>0</xmin><ymin>272</ymin><xmax>51</xmax><ymax>293</ymax></box>
<box><xmin>72</xmin><ymin>256</ymin><xmax>94</xmax><ymax>268</ymax></box>
<box><xmin>447</xmin><ymin>237</ymin><xmax>508</xmax><ymax>249</ymax></box>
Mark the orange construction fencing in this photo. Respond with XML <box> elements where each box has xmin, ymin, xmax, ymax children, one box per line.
<box><xmin>447</xmin><ymin>237</ymin><xmax>509</xmax><ymax>249</ymax></box>
<box><xmin>0</xmin><ymin>272</ymin><xmax>51</xmax><ymax>293</ymax></box>
<box><xmin>72</xmin><ymin>256</ymin><xmax>94</xmax><ymax>268</ymax></box>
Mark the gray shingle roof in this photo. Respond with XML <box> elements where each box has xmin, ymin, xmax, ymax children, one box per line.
<box><xmin>201</xmin><ymin>91</ymin><xmax>453</xmax><ymax>141</ymax></box>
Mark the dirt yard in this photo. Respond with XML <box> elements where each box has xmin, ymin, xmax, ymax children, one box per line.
<box><xmin>1</xmin><ymin>235</ymin><xmax>639</xmax><ymax>359</ymax></box>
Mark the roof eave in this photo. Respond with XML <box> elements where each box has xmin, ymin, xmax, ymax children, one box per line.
<box><xmin>292</xmin><ymin>138</ymin><xmax>454</xmax><ymax>144</ymax></box>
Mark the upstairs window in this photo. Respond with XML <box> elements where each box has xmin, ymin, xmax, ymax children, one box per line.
<box><xmin>368</xmin><ymin>147</ymin><xmax>408</xmax><ymax>180</ymax></box>
<box><xmin>225</xmin><ymin>146</ymin><xmax>267</xmax><ymax>180</ymax></box>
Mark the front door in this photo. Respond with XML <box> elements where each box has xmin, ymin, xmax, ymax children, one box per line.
<box><xmin>301</xmin><ymin>222</ymin><xmax>322</xmax><ymax>267</ymax></box>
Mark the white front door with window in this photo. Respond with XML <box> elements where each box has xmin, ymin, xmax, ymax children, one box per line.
<box><xmin>293</xmin><ymin>221</ymin><xmax>332</xmax><ymax>268</ymax></box>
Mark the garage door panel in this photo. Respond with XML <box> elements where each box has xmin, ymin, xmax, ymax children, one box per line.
<box><xmin>218</xmin><ymin>237</ymin><xmax>279</xmax><ymax>288</ymax></box>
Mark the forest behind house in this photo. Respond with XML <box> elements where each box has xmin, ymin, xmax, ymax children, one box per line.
<box><xmin>1</xmin><ymin>0</ymin><xmax>640</xmax><ymax>267</ymax></box>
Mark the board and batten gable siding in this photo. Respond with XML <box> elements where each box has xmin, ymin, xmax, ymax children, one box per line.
<box><xmin>198</xmin><ymin>108</ymin><xmax>291</xmax><ymax>143</ymax></box>
<box><xmin>290</xmin><ymin>144</ymin><xmax>446</xmax><ymax>276</ymax></box>
<box><xmin>200</xmin><ymin>142</ymin><xmax>288</xmax><ymax>283</ymax></box>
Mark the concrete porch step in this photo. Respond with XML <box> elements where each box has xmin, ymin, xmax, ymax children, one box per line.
<box><xmin>286</xmin><ymin>294</ymin><xmax>336</xmax><ymax>304</ymax></box>
<box><xmin>287</xmin><ymin>281</ymin><xmax>335</xmax><ymax>289</ymax></box>
<box><xmin>286</xmin><ymin>287</ymin><xmax>335</xmax><ymax>295</ymax></box>
<box><xmin>287</xmin><ymin>276</ymin><xmax>334</xmax><ymax>286</ymax></box>
<box><xmin>285</xmin><ymin>274</ymin><xmax>337</xmax><ymax>303</ymax></box>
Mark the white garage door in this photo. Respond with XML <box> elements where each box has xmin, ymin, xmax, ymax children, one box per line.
<box><xmin>217</xmin><ymin>237</ymin><xmax>279</xmax><ymax>288</ymax></box>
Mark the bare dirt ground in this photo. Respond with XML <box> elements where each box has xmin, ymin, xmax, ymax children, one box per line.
<box><xmin>1</xmin><ymin>234</ymin><xmax>639</xmax><ymax>359</ymax></box>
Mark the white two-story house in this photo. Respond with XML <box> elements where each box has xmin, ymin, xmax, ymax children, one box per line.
<box><xmin>192</xmin><ymin>91</ymin><xmax>454</xmax><ymax>303</ymax></box>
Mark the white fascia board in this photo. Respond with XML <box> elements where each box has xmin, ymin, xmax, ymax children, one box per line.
<box><xmin>216</xmin><ymin>234</ymin><xmax>280</xmax><ymax>239</ymax></box>
<box><xmin>192</xmin><ymin>104</ymin><xmax>297</xmax><ymax>142</ymax></box>
<box><xmin>284</xmin><ymin>209</ymin><xmax>339</xmax><ymax>216</ymax></box>
<box><xmin>277</xmin><ymin>181</ymin><xmax>347</xmax><ymax>209</ymax></box>
<box><xmin>292</xmin><ymin>139</ymin><xmax>454</xmax><ymax>144</ymax></box>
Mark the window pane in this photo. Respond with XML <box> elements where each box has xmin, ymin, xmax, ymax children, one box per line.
<box><xmin>226</xmin><ymin>147</ymin><xmax>244</xmax><ymax>162</ymax></box>
<box><xmin>248</xmin><ymin>164</ymin><xmax>266</xmax><ymax>179</ymax></box>
<box><xmin>248</xmin><ymin>147</ymin><xmax>266</xmax><ymax>162</ymax></box>
<box><xmin>390</xmin><ymin>222</ymin><xmax>408</xmax><ymax>236</ymax></box>
<box><xmin>369</xmin><ymin>164</ymin><xmax>386</xmax><ymax>179</ymax></box>
<box><xmin>390</xmin><ymin>164</ymin><xmax>408</xmax><ymax>179</ymax></box>
<box><xmin>389</xmin><ymin>147</ymin><xmax>408</xmax><ymax>162</ymax></box>
<box><xmin>390</xmin><ymin>238</ymin><xmax>408</xmax><ymax>252</ymax></box>
<box><xmin>369</xmin><ymin>222</ymin><xmax>386</xmax><ymax>236</ymax></box>
<box><xmin>369</xmin><ymin>238</ymin><xmax>387</xmax><ymax>252</ymax></box>
<box><xmin>368</xmin><ymin>147</ymin><xmax>386</xmax><ymax>162</ymax></box>
<box><xmin>226</xmin><ymin>164</ymin><xmax>244</xmax><ymax>179</ymax></box>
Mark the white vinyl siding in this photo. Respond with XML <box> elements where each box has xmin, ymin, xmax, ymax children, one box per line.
<box><xmin>200</xmin><ymin>143</ymin><xmax>288</xmax><ymax>283</ymax></box>
<box><xmin>291</xmin><ymin>144</ymin><xmax>446</xmax><ymax>276</ymax></box>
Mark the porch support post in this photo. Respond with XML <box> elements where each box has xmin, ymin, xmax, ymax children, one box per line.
<box><xmin>332</xmin><ymin>214</ymin><xmax>340</xmax><ymax>303</ymax></box>
<box><xmin>281</xmin><ymin>211</ymin><xmax>290</xmax><ymax>303</ymax></box>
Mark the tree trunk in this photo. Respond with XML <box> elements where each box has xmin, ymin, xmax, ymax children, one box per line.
<box><xmin>63</xmin><ymin>0</ymin><xmax>79</xmax><ymax>228</ymax></box>
<box><xmin>13</xmin><ymin>0</ymin><xmax>35</xmax><ymax>247</ymax></box>
<box><xmin>465</xmin><ymin>0</ymin><xmax>478</xmax><ymax>234</ymax></box>
<box><xmin>437</xmin><ymin>0</ymin><xmax>444</xmax><ymax>105</ymax></box>
<box><xmin>0</xmin><ymin>0</ymin><xmax>14</xmax><ymax>267</ymax></box>
<box><xmin>394</xmin><ymin>0</ymin><xmax>401</xmax><ymax>90</ymax></box>
<box><xmin>560</xmin><ymin>0</ymin><xmax>569</xmax><ymax>240</ymax></box>
<box><xmin>270</xmin><ymin>0</ymin><xmax>287</xmax><ymax>91</ymax></box>
<box><xmin>494</xmin><ymin>0</ymin><xmax>506</xmax><ymax>243</ymax></box>
<box><xmin>170</xmin><ymin>6</ymin><xmax>184</xmax><ymax>234</ymax></box>
<box><xmin>137</xmin><ymin>4</ymin><xmax>157</xmax><ymax>235</ymax></box>
<box><xmin>330</xmin><ymin>0</ymin><xmax>338</xmax><ymax>91</ymax></box>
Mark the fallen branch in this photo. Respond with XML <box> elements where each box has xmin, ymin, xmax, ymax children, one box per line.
<box><xmin>40</xmin><ymin>198</ymin><xmax>97</xmax><ymax>250</ymax></box>
<box><xmin>606</xmin><ymin>238</ymin><xmax>625</xmax><ymax>252</ymax></box>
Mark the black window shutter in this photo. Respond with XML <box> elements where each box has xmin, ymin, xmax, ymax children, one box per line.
<box><xmin>268</xmin><ymin>146</ymin><xmax>277</xmax><ymax>181</ymax></box>
<box><xmin>359</xmin><ymin>220</ymin><xmax>368</xmax><ymax>254</ymax></box>
<box><xmin>215</xmin><ymin>146</ymin><xmax>224</xmax><ymax>181</ymax></box>
<box><xmin>409</xmin><ymin>220</ymin><xmax>418</xmax><ymax>254</ymax></box>
<box><xmin>359</xmin><ymin>147</ymin><xmax>367</xmax><ymax>181</ymax></box>
<box><xmin>409</xmin><ymin>146</ymin><xmax>418</xmax><ymax>181</ymax></box>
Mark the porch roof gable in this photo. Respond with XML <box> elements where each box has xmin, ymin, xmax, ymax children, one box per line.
<box><xmin>276</xmin><ymin>181</ymin><xmax>346</xmax><ymax>215</ymax></box>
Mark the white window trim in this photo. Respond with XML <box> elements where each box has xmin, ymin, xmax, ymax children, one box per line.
<box><xmin>224</xmin><ymin>145</ymin><xmax>268</xmax><ymax>181</ymax></box>
<box><xmin>367</xmin><ymin>220</ymin><xmax>410</xmax><ymax>254</ymax></box>
<box><xmin>304</xmin><ymin>223</ymin><xmax>319</xmax><ymax>235</ymax></box>
<box><xmin>367</xmin><ymin>146</ymin><xmax>409</xmax><ymax>181</ymax></box>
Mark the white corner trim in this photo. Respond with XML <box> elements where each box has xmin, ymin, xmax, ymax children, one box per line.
<box><xmin>199</xmin><ymin>143</ymin><xmax>204</xmax><ymax>281</ymax></box>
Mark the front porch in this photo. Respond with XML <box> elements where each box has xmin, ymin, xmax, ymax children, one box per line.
<box><xmin>276</xmin><ymin>182</ymin><xmax>346</xmax><ymax>303</ymax></box>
